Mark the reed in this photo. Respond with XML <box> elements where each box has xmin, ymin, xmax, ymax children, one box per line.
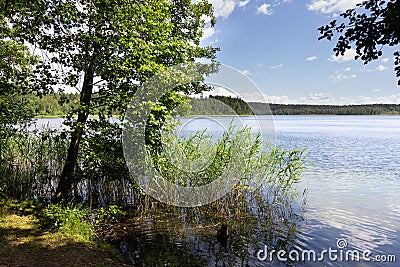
<box><xmin>0</xmin><ymin>123</ymin><xmax>307</xmax><ymax>222</ymax></box>
<box><xmin>0</xmin><ymin>128</ymin><xmax>68</xmax><ymax>200</ymax></box>
<box><xmin>151</xmin><ymin>126</ymin><xmax>306</xmax><ymax>212</ymax></box>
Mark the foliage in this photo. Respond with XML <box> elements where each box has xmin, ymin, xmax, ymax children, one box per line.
<box><xmin>318</xmin><ymin>0</ymin><xmax>400</xmax><ymax>85</ymax></box>
<box><xmin>94</xmin><ymin>205</ymin><xmax>126</xmax><ymax>225</ymax></box>
<box><xmin>0</xmin><ymin>125</ymin><xmax>137</xmax><ymax>206</ymax></box>
<box><xmin>152</xmin><ymin>126</ymin><xmax>306</xmax><ymax>203</ymax></box>
<box><xmin>0</xmin><ymin>203</ymin><xmax>126</xmax><ymax>266</ymax></box>
<box><xmin>40</xmin><ymin>203</ymin><xmax>93</xmax><ymax>241</ymax></box>
<box><xmin>39</xmin><ymin>202</ymin><xmax>126</xmax><ymax>243</ymax></box>
<box><xmin>251</xmin><ymin>103</ymin><xmax>400</xmax><ymax>115</ymax></box>
<box><xmin>2</xmin><ymin>0</ymin><xmax>218</xmax><ymax>201</ymax></box>
<box><xmin>119</xmin><ymin>127</ymin><xmax>307</xmax><ymax>265</ymax></box>
<box><xmin>27</xmin><ymin>93</ymin><xmax>80</xmax><ymax>117</ymax></box>
<box><xmin>190</xmin><ymin>95</ymin><xmax>254</xmax><ymax>115</ymax></box>
<box><xmin>0</xmin><ymin>120</ymin><xmax>307</xmax><ymax>212</ymax></box>
<box><xmin>24</xmin><ymin>93</ymin><xmax>400</xmax><ymax>116</ymax></box>
<box><xmin>1</xmin><ymin>1</ymin><xmax>57</xmax><ymax>132</ymax></box>
<box><xmin>0</xmin><ymin>40</ymin><xmax>37</xmax><ymax>95</ymax></box>
<box><xmin>190</xmin><ymin>97</ymin><xmax>400</xmax><ymax>115</ymax></box>
<box><xmin>210</xmin><ymin>95</ymin><xmax>253</xmax><ymax>114</ymax></box>
<box><xmin>0</xmin><ymin>40</ymin><xmax>39</xmax><ymax>137</ymax></box>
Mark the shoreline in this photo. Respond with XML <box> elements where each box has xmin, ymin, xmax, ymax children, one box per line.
<box><xmin>34</xmin><ymin>113</ymin><xmax>400</xmax><ymax>119</ymax></box>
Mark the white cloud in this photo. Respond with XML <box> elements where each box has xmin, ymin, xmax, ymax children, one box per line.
<box><xmin>201</xmin><ymin>27</ymin><xmax>215</xmax><ymax>41</ymax></box>
<box><xmin>238</xmin><ymin>0</ymin><xmax>251</xmax><ymax>7</ymax></box>
<box><xmin>274</xmin><ymin>0</ymin><xmax>293</xmax><ymax>6</ymax></box>
<box><xmin>330</xmin><ymin>73</ymin><xmax>357</xmax><ymax>82</ymax></box>
<box><xmin>208</xmin><ymin>0</ymin><xmax>291</xmax><ymax>19</ymax></box>
<box><xmin>357</xmin><ymin>96</ymin><xmax>373</xmax><ymax>103</ymax></box>
<box><xmin>232</xmin><ymin>91</ymin><xmax>400</xmax><ymax>105</ymax></box>
<box><xmin>307</xmin><ymin>0</ymin><xmax>362</xmax><ymax>13</ymax></box>
<box><xmin>239</xmin><ymin>69</ymin><xmax>252</xmax><ymax>75</ymax></box>
<box><xmin>329</xmin><ymin>69</ymin><xmax>357</xmax><ymax>82</ymax></box>
<box><xmin>209</xmin><ymin>0</ymin><xmax>236</xmax><ymax>19</ymax></box>
<box><xmin>256</xmin><ymin>3</ymin><xmax>273</xmax><ymax>15</ymax></box>
<box><xmin>198</xmin><ymin>86</ymin><xmax>238</xmax><ymax>99</ymax></box>
<box><xmin>340</xmin><ymin>94</ymin><xmax>400</xmax><ymax>104</ymax></box>
<box><xmin>381</xmin><ymin>58</ymin><xmax>390</xmax><ymax>63</ymax></box>
<box><xmin>270</xmin><ymin>63</ymin><xmax>283</xmax><ymax>69</ymax></box>
<box><xmin>375</xmin><ymin>93</ymin><xmax>400</xmax><ymax>104</ymax></box>
<box><xmin>242</xmin><ymin>91</ymin><xmax>337</xmax><ymax>104</ymax></box>
<box><xmin>376</xmin><ymin>65</ymin><xmax>388</xmax><ymax>71</ymax></box>
<box><xmin>262</xmin><ymin>94</ymin><xmax>292</xmax><ymax>103</ymax></box>
<box><xmin>241</xmin><ymin>92</ymin><xmax>293</xmax><ymax>103</ymax></box>
<box><xmin>213</xmin><ymin>86</ymin><xmax>237</xmax><ymax>97</ymax></box>
<box><xmin>329</xmin><ymin>49</ymin><xmax>357</xmax><ymax>63</ymax></box>
<box><xmin>208</xmin><ymin>38</ymin><xmax>220</xmax><ymax>45</ymax></box>
<box><xmin>359</xmin><ymin>67</ymin><xmax>374</xmax><ymax>73</ymax></box>
<box><xmin>306</xmin><ymin>56</ymin><xmax>318</xmax><ymax>61</ymax></box>
<box><xmin>300</xmin><ymin>92</ymin><xmax>336</xmax><ymax>104</ymax></box>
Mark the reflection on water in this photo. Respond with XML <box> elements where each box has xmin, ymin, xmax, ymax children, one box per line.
<box><xmin>33</xmin><ymin>116</ymin><xmax>400</xmax><ymax>266</ymax></box>
<box><xmin>296</xmin><ymin>169</ymin><xmax>400</xmax><ymax>266</ymax></box>
<box><xmin>106</xmin><ymin>204</ymin><xmax>304</xmax><ymax>267</ymax></box>
<box><xmin>279</xmin><ymin>116</ymin><xmax>400</xmax><ymax>266</ymax></box>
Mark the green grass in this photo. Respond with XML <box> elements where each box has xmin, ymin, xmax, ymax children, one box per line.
<box><xmin>0</xmin><ymin>199</ymin><xmax>127</xmax><ymax>266</ymax></box>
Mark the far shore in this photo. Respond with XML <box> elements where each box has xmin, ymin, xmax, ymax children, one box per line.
<box><xmin>34</xmin><ymin>113</ymin><xmax>400</xmax><ymax>119</ymax></box>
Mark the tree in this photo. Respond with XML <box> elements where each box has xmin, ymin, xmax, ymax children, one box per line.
<box><xmin>4</xmin><ymin>0</ymin><xmax>217</xmax><ymax>202</ymax></box>
<box><xmin>1</xmin><ymin>0</ymin><xmax>58</xmax><ymax>133</ymax></box>
<box><xmin>0</xmin><ymin>39</ymin><xmax>38</xmax><ymax>135</ymax></box>
<box><xmin>318</xmin><ymin>0</ymin><xmax>400</xmax><ymax>85</ymax></box>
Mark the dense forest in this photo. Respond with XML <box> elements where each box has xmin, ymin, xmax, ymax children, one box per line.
<box><xmin>29</xmin><ymin>93</ymin><xmax>400</xmax><ymax>117</ymax></box>
<box><xmin>251</xmin><ymin>103</ymin><xmax>400</xmax><ymax>115</ymax></box>
<box><xmin>26</xmin><ymin>93</ymin><xmax>80</xmax><ymax>116</ymax></box>
<box><xmin>189</xmin><ymin>95</ymin><xmax>400</xmax><ymax>115</ymax></box>
<box><xmin>189</xmin><ymin>95</ymin><xmax>253</xmax><ymax>115</ymax></box>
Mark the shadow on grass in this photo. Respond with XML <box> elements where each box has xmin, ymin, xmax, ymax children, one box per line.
<box><xmin>0</xmin><ymin>215</ymin><xmax>127</xmax><ymax>267</ymax></box>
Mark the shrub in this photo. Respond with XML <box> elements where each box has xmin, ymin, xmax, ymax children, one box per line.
<box><xmin>40</xmin><ymin>203</ymin><xmax>93</xmax><ymax>241</ymax></box>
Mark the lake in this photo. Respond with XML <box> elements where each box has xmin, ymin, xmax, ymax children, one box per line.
<box><xmin>33</xmin><ymin>115</ymin><xmax>400</xmax><ymax>266</ymax></box>
<box><xmin>273</xmin><ymin>116</ymin><xmax>399</xmax><ymax>266</ymax></box>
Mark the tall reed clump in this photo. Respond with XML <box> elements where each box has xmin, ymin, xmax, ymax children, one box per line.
<box><xmin>0</xmin><ymin>128</ymin><xmax>68</xmax><ymax>201</ymax></box>
<box><xmin>121</xmin><ymin>126</ymin><xmax>308</xmax><ymax>264</ymax></box>
<box><xmin>0</xmin><ymin>120</ymin><xmax>307</xmax><ymax>223</ymax></box>
<box><xmin>0</xmin><ymin>121</ymin><xmax>140</xmax><ymax>206</ymax></box>
<box><xmin>148</xmin><ymin>126</ymin><xmax>307</xmax><ymax>221</ymax></box>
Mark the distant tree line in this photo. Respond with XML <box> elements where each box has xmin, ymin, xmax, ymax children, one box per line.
<box><xmin>251</xmin><ymin>103</ymin><xmax>400</xmax><ymax>115</ymax></box>
<box><xmin>26</xmin><ymin>93</ymin><xmax>400</xmax><ymax>117</ymax></box>
<box><xmin>190</xmin><ymin>95</ymin><xmax>400</xmax><ymax>115</ymax></box>
<box><xmin>27</xmin><ymin>93</ymin><xmax>80</xmax><ymax>117</ymax></box>
<box><xmin>190</xmin><ymin>95</ymin><xmax>253</xmax><ymax>115</ymax></box>
<box><xmin>20</xmin><ymin>93</ymin><xmax>79</xmax><ymax>117</ymax></box>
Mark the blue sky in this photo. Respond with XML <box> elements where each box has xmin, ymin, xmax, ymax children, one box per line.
<box><xmin>200</xmin><ymin>0</ymin><xmax>400</xmax><ymax>104</ymax></box>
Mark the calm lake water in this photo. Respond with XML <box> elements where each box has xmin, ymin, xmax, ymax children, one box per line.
<box><xmin>34</xmin><ymin>116</ymin><xmax>400</xmax><ymax>266</ymax></box>
<box><xmin>274</xmin><ymin>116</ymin><xmax>400</xmax><ymax>266</ymax></box>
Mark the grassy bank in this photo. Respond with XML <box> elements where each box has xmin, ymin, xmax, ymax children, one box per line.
<box><xmin>0</xmin><ymin>200</ymin><xmax>127</xmax><ymax>267</ymax></box>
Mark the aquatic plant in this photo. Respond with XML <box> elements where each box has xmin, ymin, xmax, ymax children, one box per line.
<box><xmin>0</xmin><ymin>128</ymin><xmax>68</xmax><ymax>200</ymax></box>
<box><xmin>0</xmin><ymin>121</ymin><xmax>307</xmax><ymax>220</ymax></box>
